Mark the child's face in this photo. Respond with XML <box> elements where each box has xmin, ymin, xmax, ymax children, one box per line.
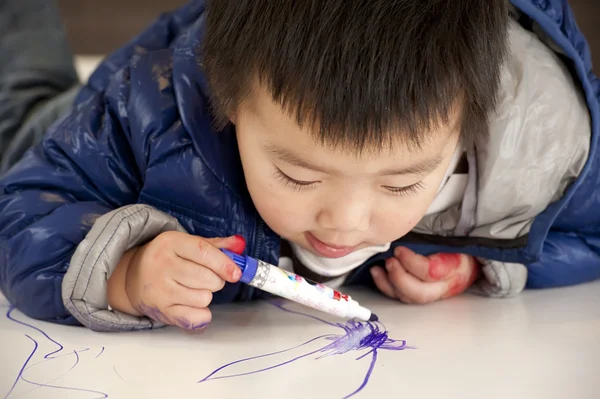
<box><xmin>234</xmin><ymin>85</ymin><xmax>460</xmax><ymax>259</ymax></box>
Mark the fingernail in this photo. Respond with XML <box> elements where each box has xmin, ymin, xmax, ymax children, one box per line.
<box><xmin>370</xmin><ymin>268</ymin><xmax>380</xmax><ymax>278</ymax></box>
<box><xmin>191</xmin><ymin>322</ymin><xmax>209</xmax><ymax>331</ymax></box>
<box><xmin>232</xmin><ymin>265</ymin><xmax>242</xmax><ymax>280</ymax></box>
<box><xmin>175</xmin><ymin>317</ymin><xmax>192</xmax><ymax>330</ymax></box>
<box><xmin>182</xmin><ymin>322</ymin><xmax>210</xmax><ymax>334</ymax></box>
<box><xmin>394</xmin><ymin>246</ymin><xmax>404</xmax><ymax>257</ymax></box>
<box><xmin>385</xmin><ymin>258</ymin><xmax>397</xmax><ymax>272</ymax></box>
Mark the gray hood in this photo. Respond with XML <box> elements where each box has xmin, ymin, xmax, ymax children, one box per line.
<box><xmin>415</xmin><ymin>20</ymin><xmax>591</xmax><ymax>241</ymax></box>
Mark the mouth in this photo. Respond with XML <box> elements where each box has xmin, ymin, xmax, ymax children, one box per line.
<box><xmin>304</xmin><ymin>232</ymin><xmax>360</xmax><ymax>258</ymax></box>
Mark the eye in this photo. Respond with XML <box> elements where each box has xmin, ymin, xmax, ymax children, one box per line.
<box><xmin>274</xmin><ymin>168</ymin><xmax>319</xmax><ymax>191</ymax></box>
<box><xmin>382</xmin><ymin>181</ymin><xmax>425</xmax><ymax>197</ymax></box>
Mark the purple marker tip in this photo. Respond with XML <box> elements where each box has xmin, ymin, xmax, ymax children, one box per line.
<box><xmin>368</xmin><ymin>313</ymin><xmax>379</xmax><ymax>322</ymax></box>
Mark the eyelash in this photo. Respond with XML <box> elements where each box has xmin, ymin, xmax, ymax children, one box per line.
<box><xmin>274</xmin><ymin>168</ymin><xmax>319</xmax><ymax>191</ymax></box>
<box><xmin>383</xmin><ymin>181</ymin><xmax>425</xmax><ymax>197</ymax></box>
<box><xmin>274</xmin><ymin>168</ymin><xmax>425</xmax><ymax>197</ymax></box>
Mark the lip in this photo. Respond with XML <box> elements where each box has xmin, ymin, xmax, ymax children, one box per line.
<box><xmin>304</xmin><ymin>232</ymin><xmax>359</xmax><ymax>258</ymax></box>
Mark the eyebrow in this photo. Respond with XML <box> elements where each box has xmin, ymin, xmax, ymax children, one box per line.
<box><xmin>264</xmin><ymin>143</ymin><xmax>444</xmax><ymax>176</ymax></box>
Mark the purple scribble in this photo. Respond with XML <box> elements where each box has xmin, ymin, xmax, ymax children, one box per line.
<box><xmin>3</xmin><ymin>333</ymin><xmax>37</xmax><ymax>399</ymax></box>
<box><xmin>71</xmin><ymin>350</ymin><xmax>80</xmax><ymax>371</ymax></box>
<box><xmin>15</xmin><ymin>336</ymin><xmax>107</xmax><ymax>398</ymax></box>
<box><xmin>174</xmin><ymin>317</ymin><xmax>209</xmax><ymax>331</ymax></box>
<box><xmin>4</xmin><ymin>306</ymin><xmax>108</xmax><ymax>399</ymax></box>
<box><xmin>138</xmin><ymin>302</ymin><xmax>170</xmax><ymax>324</ymax></box>
<box><xmin>95</xmin><ymin>347</ymin><xmax>105</xmax><ymax>359</ymax></box>
<box><xmin>5</xmin><ymin>306</ymin><xmax>63</xmax><ymax>359</ymax></box>
<box><xmin>198</xmin><ymin>300</ymin><xmax>412</xmax><ymax>398</ymax></box>
<box><xmin>198</xmin><ymin>334</ymin><xmax>332</xmax><ymax>382</ymax></box>
<box><xmin>191</xmin><ymin>322</ymin><xmax>209</xmax><ymax>330</ymax></box>
<box><xmin>114</xmin><ymin>365</ymin><xmax>125</xmax><ymax>381</ymax></box>
<box><xmin>23</xmin><ymin>348</ymin><xmax>88</xmax><ymax>379</ymax></box>
<box><xmin>346</xmin><ymin>350</ymin><xmax>378</xmax><ymax>399</ymax></box>
<box><xmin>25</xmin><ymin>347</ymin><xmax>89</xmax><ymax>370</ymax></box>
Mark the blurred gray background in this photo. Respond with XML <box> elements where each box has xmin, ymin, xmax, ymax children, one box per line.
<box><xmin>57</xmin><ymin>0</ymin><xmax>598</xmax><ymax>73</ymax></box>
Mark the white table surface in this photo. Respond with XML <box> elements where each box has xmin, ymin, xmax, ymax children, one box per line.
<box><xmin>1</xmin><ymin>280</ymin><xmax>599</xmax><ymax>399</ymax></box>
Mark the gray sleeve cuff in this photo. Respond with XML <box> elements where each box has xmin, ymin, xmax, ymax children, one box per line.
<box><xmin>62</xmin><ymin>204</ymin><xmax>186</xmax><ymax>331</ymax></box>
<box><xmin>471</xmin><ymin>258</ymin><xmax>528</xmax><ymax>298</ymax></box>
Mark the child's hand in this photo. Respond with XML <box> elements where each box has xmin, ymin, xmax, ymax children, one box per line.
<box><xmin>122</xmin><ymin>232</ymin><xmax>245</xmax><ymax>330</ymax></box>
<box><xmin>370</xmin><ymin>247</ymin><xmax>480</xmax><ymax>304</ymax></box>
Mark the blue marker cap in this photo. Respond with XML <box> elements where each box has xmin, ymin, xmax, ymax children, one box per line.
<box><xmin>221</xmin><ymin>249</ymin><xmax>258</xmax><ymax>284</ymax></box>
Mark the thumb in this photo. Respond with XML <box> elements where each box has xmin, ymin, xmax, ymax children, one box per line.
<box><xmin>206</xmin><ymin>235</ymin><xmax>246</xmax><ymax>255</ymax></box>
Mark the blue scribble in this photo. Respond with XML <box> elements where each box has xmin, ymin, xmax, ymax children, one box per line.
<box><xmin>198</xmin><ymin>300</ymin><xmax>412</xmax><ymax>398</ymax></box>
<box><xmin>95</xmin><ymin>347</ymin><xmax>105</xmax><ymax>359</ymax></box>
<box><xmin>113</xmin><ymin>365</ymin><xmax>126</xmax><ymax>381</ymax></box>
<box><xmin>3</xmin><ymin>306</ymin><xmax>108</xmax><ymax>399</ymax></box>
<box><xmin>24</xmin><ymin>347</ymin><xmax>89</xmax><ymax>376</ymax></box>
<box><xmin>4</xmin><ymin>333</ymin><xmax>38</xmax><ymax>399</ymax></box>
<box><xmin>5</xmin><ymin>299</ymin><xmax>411</xmax><ymax>398</ymax></box>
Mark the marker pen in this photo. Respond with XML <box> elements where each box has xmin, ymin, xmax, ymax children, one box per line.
<box><xmin>221</xmin><ymin>249</ymin><xmax>378</xmax><ymax>322</ymax></box>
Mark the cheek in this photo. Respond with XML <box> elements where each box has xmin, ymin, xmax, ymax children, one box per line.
<box><xmin>373</xmin><ymin>195</ymin><xmax>434</xmax><ymax>241</ymax></box>
<box><xmin>246</xmin><ymin>176</ymin><xmax>313</xmax><ymax>237</ymax></box>
<box><xmin>377</xmin><ymin>214</ymin><xmax>416</xmax><ymax>239</ymax></box>
<box><xmin>236</xmin><ymin>142</ymin><xmax>297</xmax><ymax>234</ymax></box>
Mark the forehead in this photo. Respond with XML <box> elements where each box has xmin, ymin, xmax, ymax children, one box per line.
<box><xmin>241</xmin><ymin>82</ymin><xmax>460</xmax><ymax>161</ymax></box>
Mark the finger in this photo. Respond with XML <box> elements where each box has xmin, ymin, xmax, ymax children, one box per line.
<box><xmin>137</xmin><ymin>302</ymin><xmax>173</xmax><ymax>325</ymax></box>
<box><xmin>395</xmin><ymin>247</ymin><xmax>462</xmax><ymax>282</ymax></box>
<box><xmin>174</xmin><ymin>258</ymin><xmax>225</xmax><ymax>292</ymax></box>
<box><xmin>442</xmin><ymin>257</ymin><xmax>481</xmax><ymax>298</ymax></box>
<box><xmin>171</xmin><ymin>286</ymin><xmax>213</xmax><ymax>308</ymax></box>
<box><xmin>370</xmin><ymin>266</ymin><xmax>397</xmax><ymax>299</ymax></box>
<box><xmin>167</xmin><ymin>305</ymin><xmax>212</xmax><ymax>331</ymax></box>
<box><xmin>206</xmin><ymin>235</ymin><xmax>246</xmax><ymax>255</ymax></box>
<box><xmin>386</xmin><ymin>257</ymin><xmax>448</xmax><ymax>304</ymax></box>
<box><xmin>393</xmin><ymin>247</ymin><xmax>431</xmax><ymax>282</ymax></box>
<box><xmin>382</xmin><ymin>259</ymin><xmax>412</xmax><ymax>303</ymax></box>
<box><xmin>427</xmin><ymin>253</ymin><xmax>464</xmax><ymax>281</ymax></box>
<box><xmin>171</xmin><ymin>235</ymin><xmax>242</xmax><ymax>283</ymax></box>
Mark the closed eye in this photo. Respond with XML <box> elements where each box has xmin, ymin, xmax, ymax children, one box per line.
<box><xmin>382</xmin><ymin>181</ymin><xmax>425</xmax><ymax>197</ymax></box>
<box><xmin>274</xmin><ymin>168</ymin><xmax>319</xmax><ymax>191</ymax></box>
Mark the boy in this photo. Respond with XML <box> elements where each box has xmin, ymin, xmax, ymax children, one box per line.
<box><xmin>0</xmin><ymin>0</ymin><xmax>598</xmax><ymax>332</ymax></box>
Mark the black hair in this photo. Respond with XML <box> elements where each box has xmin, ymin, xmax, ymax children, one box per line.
<box><xmin>203</xmin><ymin>0</ymin><xmax>509</xmax><ymax>151</ymax></box>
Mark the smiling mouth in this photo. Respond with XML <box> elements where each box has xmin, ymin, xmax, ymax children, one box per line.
<box><xmin>304</xmin><ymin>232</ymin><xmax>360</xmax><ymax>258</ymax></box>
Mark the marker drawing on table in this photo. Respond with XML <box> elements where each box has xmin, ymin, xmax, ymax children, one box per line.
<box><xmin>198</xmin><ymin>300</ymin><xmax>413</xmax><ymax>399</ymax></box>
<box><xmin>4</xmin><ymin>297</ymin><xmax>411</xmax><ymax>398</ymax></box>
<box><xmin>3</xmin><ymin>306</ymin><xmax>108</xmax><ymax>399</ymax></box>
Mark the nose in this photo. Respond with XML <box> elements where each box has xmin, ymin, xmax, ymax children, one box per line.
<box><xmin>316</xmin><ymin>191</ymin><xmax>370</xmax><ymax>233</ymax></box>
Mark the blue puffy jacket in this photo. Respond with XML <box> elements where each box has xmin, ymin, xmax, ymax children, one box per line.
<box><xmin>0</xmin><ymin>0</ymin><xmax>599</xmax><ymax>326</ymax></box>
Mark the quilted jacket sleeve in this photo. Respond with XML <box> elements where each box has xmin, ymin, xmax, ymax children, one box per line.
<box><xmin>472</xmin><ymin>230</ymin><xmax>600</xmax><ymax>296</ymax></box>
<box><xmin>0</xmin><ymin>1</ymin><xmax>206</xmax><ymax>326</ymax></box>
<box><xmin>525</xmin><ymin>231</ymin><xmax>600</xmax><ymax>288</ymax></box>
<box><xmin>0</xmin><ymin>64</ymin><xmax>139</xmax><ymax>325</ymax></box>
